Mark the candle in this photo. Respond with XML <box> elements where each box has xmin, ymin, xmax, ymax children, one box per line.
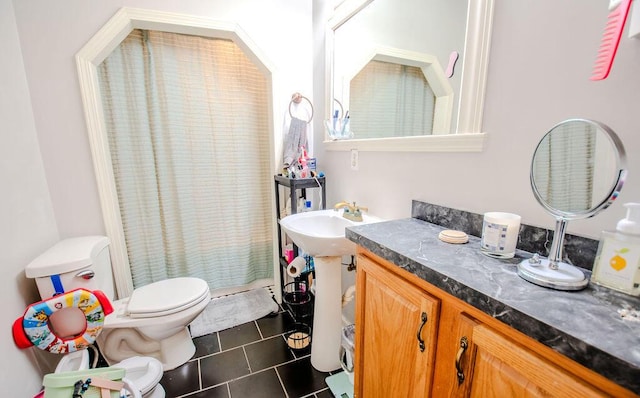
<box><xmin>480</xmin><ymin>212</ymin><xmax>521</xmax><ymax>259</ymax></box>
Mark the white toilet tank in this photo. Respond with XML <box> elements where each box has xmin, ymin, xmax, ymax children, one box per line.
<box><xmin>25</xmin><ymin>236</ymin><xmax>115</xmax><ymax>300</ymax></box>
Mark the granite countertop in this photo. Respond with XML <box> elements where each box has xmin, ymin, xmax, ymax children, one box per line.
<box><xmin>346</xmin><ymin>217</ymin><xmax>640</xmax><ymax>394</ymax></box>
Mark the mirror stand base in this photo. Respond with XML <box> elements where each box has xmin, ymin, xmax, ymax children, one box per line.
<box><xmin>517</xmin><ymin>258</ymin><xmax>589</xmax><ymax>291</ymax></box>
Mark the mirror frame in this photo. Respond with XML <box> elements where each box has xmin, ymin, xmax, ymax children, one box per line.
<box><xmin>324</xmin><ymin>0</ymin><xmax>494</xmax><ymax>152</ymax></box>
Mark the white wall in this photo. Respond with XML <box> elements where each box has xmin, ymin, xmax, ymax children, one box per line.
<box><xmin>1</xmin><ymin>0</ymin><xmax>60</xmax><ymax>394</ymax></box>
<box><xmin>12</xmin><ymin>0</ymin><xmax>313</xmax><ymax>238</ymax></box>
<box><xmin>315</xmin><ymin>0</ymin><xmax>640</xmax><ymax>241</ymax></box>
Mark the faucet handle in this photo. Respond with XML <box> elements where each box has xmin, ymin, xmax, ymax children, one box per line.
<box><xmin>339</xmin><ymin>202</ymin><xmax>367</xmax><ymax>221</ymax></box>
<box><xmin>334</xmin><ymin>201</ymin><xmax>368</xmax><ymax>216</ymax></box>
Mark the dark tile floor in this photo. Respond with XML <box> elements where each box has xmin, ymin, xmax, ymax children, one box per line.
<box><xmin>159</xmin><ymin>307</ymin><xmax>337</xmax><ymax>397</ymax></box>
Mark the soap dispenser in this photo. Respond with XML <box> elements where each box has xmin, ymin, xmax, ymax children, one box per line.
<box><xmin>591</xmin><ymin>203</ymin><xmax>640</xmax><ymax>296</ymax></box>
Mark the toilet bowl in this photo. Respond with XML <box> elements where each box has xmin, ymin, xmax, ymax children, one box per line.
<box><xmin>56</xmin><ymin>351</ymin><xmax>165</xmax><ymax>398</ymax></box>
<box><xmin>55</xmin><ymin>350</ymin><xmax>91</xmax><ymax>373</ymax></box>
<box><xmin>112</xmin><ymin>356</ymin><xmax>165</xmax><ymax>398</ymax></box>
<box><xmin>96</xmin><ymin>277</ymin><xmax>210</xmax><ymax>369</ymax></box>
<box><xmin>25</xmin><ymin>236</ymin><xmax>212</xmax><ymax>371</ymax></box>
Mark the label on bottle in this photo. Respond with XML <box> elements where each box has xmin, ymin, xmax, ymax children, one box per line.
<box><xmin>592</xmin><ymin>238</ymin><xmax>640</xmax><ymax>292</ymax></box>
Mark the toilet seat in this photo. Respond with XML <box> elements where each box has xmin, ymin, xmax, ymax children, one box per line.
<box><xmin>112</xmin><ymin>356</ymin><xmax>164</xmax><ymax>396</ymax></box>
<box><xmin>126</xmin><ymin>277</ymin><xmax>210</xmax><ymax>318</ymax></box>
<box><xmin>12</xmin><ymin>288</ymin><xmax>113</xmax><ymax>354</ymax></box>
<box><xmin>54</xmin><ymin>352</ymin><xmax>163</xmax><ymax>398</ymax></box>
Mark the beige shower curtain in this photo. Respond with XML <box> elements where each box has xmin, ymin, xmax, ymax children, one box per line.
<box><xmin>98</xmin><ymin>29</ymin><xmax>273</xmax><ymax>291</ymax></box>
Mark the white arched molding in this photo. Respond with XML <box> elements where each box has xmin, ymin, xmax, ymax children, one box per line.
<box><xmin>342</xmin><ymin>47</ymin><xmax>454</xmax><ymax>136</ymax></box>
<box><xmin>76</xmin><ymin>8</ymin><xmax>278</xmax><ymax>298</ymax></box>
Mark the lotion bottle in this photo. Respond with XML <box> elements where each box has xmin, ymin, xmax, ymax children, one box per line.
<box><xmin>591</xmin><ymin>203</ymin><xmax>640</xmax><ymax>296</ymax></box>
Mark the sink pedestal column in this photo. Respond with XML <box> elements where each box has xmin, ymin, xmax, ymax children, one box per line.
<box><xmin>310</xmin><ymin>256</ymin><xmax>342</xmax><ymax>372</ymax></box>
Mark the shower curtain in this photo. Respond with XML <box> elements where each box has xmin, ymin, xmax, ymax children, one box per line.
<box><xmin>98</xmin><ymin>29</ymin><xmax>273</xmax><ymax>292</ymax></box>
<box><xmin>349</xmin><ymin>60</ymin><xmax>436</xmax><ymax>139</ymax></box>
<box><xmin>533</xmin><ymin>123</ymin><xmax>595</xmax><ymax>212</ymax></box>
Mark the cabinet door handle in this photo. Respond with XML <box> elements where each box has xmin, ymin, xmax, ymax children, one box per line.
<box><xmin>455</xmin><ymin>336</ymin><xmax>469</xmax><ymax>385</ymax></box>
<box><xmin>417</xmin><ymin>311</ymin><xmax>427</xmax><ymax>352</ymax></box>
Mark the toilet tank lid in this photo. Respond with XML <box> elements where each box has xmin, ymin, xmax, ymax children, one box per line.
<box><xmin>25</xmin><ymin>236</ymin><xmax>110</xmax><ymax>278</ymax></box>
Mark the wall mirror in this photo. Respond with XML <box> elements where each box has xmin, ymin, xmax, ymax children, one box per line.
<box><xmin>518</xmin><ymin>119</ymin><xmax>627</xmax><ymax>291</ymax></box>
<box><xmin>325</xmin><ymin>0</ymin><xmax>494</xmax><ymax>152</ymax></box>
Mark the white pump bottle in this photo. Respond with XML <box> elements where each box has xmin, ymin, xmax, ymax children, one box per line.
<box><xmin>591</xmin><ymin>203</ymin><xmax>640</xmax><ymax>296</ymax></box>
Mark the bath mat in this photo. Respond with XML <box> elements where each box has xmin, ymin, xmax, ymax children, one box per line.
<box><xmin>189</xmin><ymin>288</ymin><xmax>279</xmax><ymax>338</ymax></box>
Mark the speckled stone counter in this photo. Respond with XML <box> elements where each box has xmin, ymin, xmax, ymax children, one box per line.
<box><xmin>346</xmin><ymin>217</ymin><xmax>640</xmax><ymax>394</ymax></box>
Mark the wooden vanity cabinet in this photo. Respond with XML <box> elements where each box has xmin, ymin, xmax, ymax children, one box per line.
<box><xmin>355</xmin><ymin>249</ymin><xmax>638</xmax><ymax>398</ymax></box>
<box><xmin>355</xmin><ymin>252</ymin><xmax>440</xmax><ymax>397</ymax></box>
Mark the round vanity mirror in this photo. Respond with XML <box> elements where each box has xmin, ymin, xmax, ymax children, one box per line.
<box><xmin>518</xmin><ymin>119</ymin><xmax>627</xmax><ymax>290</ymax></box>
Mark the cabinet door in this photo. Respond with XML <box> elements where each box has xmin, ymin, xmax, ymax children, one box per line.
<box><xmin>433</xmin><ymin>310</ymin><xmax>480</xmax><ymax>397</ymax></box>
<box><xmin>461</xmin><ymin>319</ymin><xmax>608</xmax><ymax>397</ymax></box>
<box><xmin>356</xmin><ymin>256</ymin><xmax>440</xmax><ymax>398</ymax></box>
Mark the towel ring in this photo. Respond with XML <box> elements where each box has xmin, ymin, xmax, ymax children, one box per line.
<box><xmin>289</xmin><ymin>92</ymin><xmax>314</xmax><ymax>123</ymax></box>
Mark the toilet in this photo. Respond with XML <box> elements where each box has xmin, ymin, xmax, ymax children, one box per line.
<box><xmin>57</xmin><ymin>351</ymin><xmax>165</xmax><ymax>398</ymax></box>
<box><xmin>25</xmin><ymin>236</ymin><xmax>211</xmax><ymax>370</ymax></box>
<box><xmin>112</xmin><ymin>356</ymin><xmax>165</xmax><ymax>398</ymax></box>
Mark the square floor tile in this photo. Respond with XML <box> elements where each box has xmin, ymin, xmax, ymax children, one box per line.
<box><xmin>160</xmin><ymin>360</ymin><xmax>201</xmax><ymax>397</ymax></box>
<box><xmin>244</xmin><ymin>335</ymin><xmax>295</xmax><ymax>372</ymax></box>
<box><xmin>193</xmin><ymin>333</ymin><xmax>221</xmax><ymax>357</ymax></box>
<box><xmin>228</xmin><ymin>368</ymin><xmax>286</xmax><ymax>398</ymax></box>
<box><xmin>315</xmin><ymin>388</ymin><xmax>335</xmax><ymax>398</ymax></box>
<box><xmin>277</xmin><ymin>356</ymin><xmax>331</xmax><ymax>398</ymax></box>
<box><xmin>201</xmin><ymin>348</ymin><xmax>250</xmax><ymax>387</ymax></box>
<box><xmin>219</xmin><ymin>322</ymin><xmax>261</xmax><ymax>351</ymax></box>
<box><xmin>185</xmin><ymin>384</ymin><xmax>230</xmax><ymax>398</ymax></box>
<box><xmin>256</xmin><ymin>310</ymin><xmax>295</xmax><ymax>338</ymax></box>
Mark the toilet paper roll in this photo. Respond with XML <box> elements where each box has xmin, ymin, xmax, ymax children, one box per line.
<box><xmin>287</xmin><ymin>256</ymin><xmax>306</xmax><ymax>278</ymax></box>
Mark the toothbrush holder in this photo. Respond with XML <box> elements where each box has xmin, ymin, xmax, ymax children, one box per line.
<box><xmin>325</xmin><ymin>119</ymin><xmax>353</xmax><ymax>140</ymax></box>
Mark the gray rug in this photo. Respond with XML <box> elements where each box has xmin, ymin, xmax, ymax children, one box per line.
<box><xmin>189</xmin><ymin>288</ymin><xmax>279</xmax><ymax>338</ymax></box>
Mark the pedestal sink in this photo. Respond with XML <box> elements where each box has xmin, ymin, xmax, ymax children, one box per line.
<box><xmin>279</xmin><ymin>209</ymin><xmax>381</xmax><ymax>372</ymax></box>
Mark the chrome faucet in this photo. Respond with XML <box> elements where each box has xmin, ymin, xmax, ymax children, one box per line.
<box><xmin>334</xmin><ymin>201</ymin><xmax>368</xmax><ymax>222</ymax></box>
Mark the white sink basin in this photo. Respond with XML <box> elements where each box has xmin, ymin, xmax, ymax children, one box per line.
<box><xmin>279</xmin><ymin>209</ymin><xmax>381</xmax><ymax>257</ymax></box>
<box><xmin>279</xmin><ymin>208</ymin><xmax>382</xmax><ymax>371</ymax></box>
